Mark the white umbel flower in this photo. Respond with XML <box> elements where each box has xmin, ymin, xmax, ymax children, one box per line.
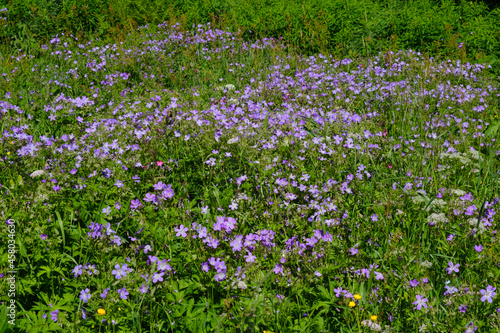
<box><xmin>216</xmin><ymin>84</ymin><xmax>235</xmax><ymax>91</ymax></box>
<box><xmin>30</xmin><ymin>170</ymin><xmax>45</xmax><ymax>178</ymax></box>
<box><xmin>231</xmin><ymin>280</ymin><xmax>247</xmax><ymax>290</ymax></box>
<box><xmin>361</xmin><ymin>319</ymin><xmax>382</xmax><ymax>331</ymax></box>
<box><xmin>450</xmin><ymin>189</ymin><xmax>466</xmax><ymax>196</ymax></box>
<box><xmin>227</xmin><ymin>137</ymin><xmax>239</xmax><ymax>144</ymax></box>
<box><xmin>420</xmin><ymin>260</ymin><xmax>433</xmax><ymax>268</ymax></box>
<box><xmin>427</xmin><ymin>212</ymin><xmax>449</xmax><ymax>224</ymax></box>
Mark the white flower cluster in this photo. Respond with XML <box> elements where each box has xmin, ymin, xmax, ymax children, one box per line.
<box><xmin>468</xmin><ymin>148</ymin><xmax>483</xmax><ymax>162</ymax></box>
<box><xmin>216</xmin><ymin>84</ymin><xmax>235</xmax><ymax>91</ymax></box>
<box><xmin>468</xmin><ymin>218</ymin><xmax>486</xmax><ymax>234</ymax></box>
<box><xmin>430</xmin><ymin>199</ymin><xmax>447</xmax><ymax>209</ymax></box>
<box><xmin>30</xmin><ymin>170</ymin><xmax>45</xmax><ymax>178</ymax></box>
<box><xmin>347</xmin><ymin>132</ymin><xmax>362</xmax><ymax>140</ymax></box>
<box><xmin>420</xmin><ymin>260</ymin><xmax>433</xmax><ymax>268</ymax></box>
<box><xmin>412</xmin><ymin>196</ymin><xmax>426</xmax><ymax>204</ymax></box>
<box><xmin>436</xmin><ymin>164</ymin><xmax>450</xmax><ymax>172</ymax></box>
<box><xmin>227</xmin><ymin>137</ymin><xmax>240</xmax><ymax>144</ymax></box>
<box><xmin>427</xmin><ymin>212</ymin><xmax>449</xmax><ymax>224</ymax></box>
<box><xmin>231</xmin><ymin>280</ymin><xmax>247</xmax><ymax>290</ymax></box>
<box><xmin>361</xmin><ymin>319</ymin><xmax>382</xmax><ymax>331</ymax></box>
<box><xmin>450</xmin><ymin>189</ymin><xmax>466</xmax><ymax>196</ymax></box>
<box><xmin>228</xmin><ymin>97</ymin><xmax>239</xmax><ymax>105</ymax></box>
<box><xmin>439</xmin><ymin>152</ymin><xmax>472</xmax><ymax>165</ymax></box>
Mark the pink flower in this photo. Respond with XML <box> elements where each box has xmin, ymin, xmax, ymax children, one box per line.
<box><xmin>157</xmin><ymin>161</ymin><xmax>163</xmax><ymax>167</ymax></box>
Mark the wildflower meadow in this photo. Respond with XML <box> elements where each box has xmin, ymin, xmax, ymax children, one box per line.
<box><xmin>0</xmin><ymin>10</ymin><xmax>500</xmax><ymax>333</ymax></box>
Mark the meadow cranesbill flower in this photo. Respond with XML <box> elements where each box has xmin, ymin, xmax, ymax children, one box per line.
<box><xmin>101</xmin><ymin>288</ymin><xmax>109</xmax><ymax>299</ymax></box>
<box><xmin>79</xmin><ymin>288</ymin><xmax>91</xmax><ymax>302</ymax></box>
<box><xmin>244</xmin><ymin>252</ymin><xmax>256</xmax><ymax>263</ymax></box>
<box><xmin>458</xmin><ymin>305</ymin><xmax>468</xmax><ymax>313</ymax></box>
<box><xmin>474</xmin><ymin>244</ymin><xmax>484</xmax><ymax>253</ymax></box>
<box><xmin>50</xmin><ymin>310</ymin><xmax>59</xmax><ymax>322</ymax></box>
<box><xmin>102</xmin><ymin>206</ymin><xmax>111</xmax><ymax>216</ymax></box>
<box><xmin>446</xmin><ymin>262</ymin><xmax>460</xmax><ymax>274</ymax></box>
<box><xmin>409</xmin><ymin>279</ymin><xmax>419</xmax><ymax>287</ymax></box>
<box><xmin>152</xmin><ymin>272</ymin><xmax>164</xmax><ymax>283</ymax></box>
<box><xmin>143</xmin><ymin>245</ymin><xmax>152</xmax><ymax>254</ymax></box>
<box><xmin>72</xmin><ymin>265</ymin><xmax>83</xmax><ymax>277</ymax></box>
<box><xmin>413</xmin><ymin>295</ymin><xmax>428</xmax><ymax>310</ymax></box>
<box><xmin>112</xmin><ymin>263</ymin><xmax>132</xmax><ymax>279</ymax></box>
<box><xmin>140</xmin><ymin>284</ymin><xmax>149</xmax><ymax>294</ymax></box>
<box><xmin>40</xmin><ymin>234</ymin><xmax>47</xmax><ymax>240</ymax></box>
<box><xmin>273</xmin><ymin>264</ymin><xmax>284</xmax><ymax>275</ymax></box>
<box><xmin>480</xmin><ymin>285</ymin><xmax>497</xmax><ymax>303</ymax></box>
<box><xmin>174</xmin><ymin>225</ymin><xmax>188</xmax><ymax>237</ymax></box>
<box><xmin>130</xmin><ymin>199</ymin><xmax>142</xmax><ymax>210</ymax></box>
<box><xmin>117</xmin><ymin>287</ymin><xmax>129</xmax><ymax>300</ymax></box>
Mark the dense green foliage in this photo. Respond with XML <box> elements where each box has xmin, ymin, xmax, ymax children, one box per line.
<box><xmin>1</xmin><ymin>0</ymin><xmax>500</xmax><ymax>74</ymax></box>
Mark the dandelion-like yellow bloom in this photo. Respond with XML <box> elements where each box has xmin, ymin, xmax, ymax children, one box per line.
<box><xmin>118</xmin><ymin>307</ymin><xmax>121</xmax><ymax>311</ymax></box>
<box><xmin>263</xmin><ymin>331</ymin><xmax>274</xmax><ymax>333</ymax></box>
<box><xmin>371</xmin><ymin>315</ymin><xmax>377</xmax><ymax>321</ymax></box>
<box><xmin>348</xmin><ymin>301</ymin><xmax>356</xmax><ymax>308</ymax></box>
<box><xmin>354</xmin><ymin>294</ymin><xmax>362</xmax><ymax>300</ymax></box>
<box><xmin>97</xmin><ymin>308</ymin><xmax>106</xmax><ymax>316</ymax></box>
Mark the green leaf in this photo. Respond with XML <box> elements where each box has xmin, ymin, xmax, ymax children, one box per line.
<box><xmin>484</xmin><ymin>121</ymin><xmax>500</xmax><ymax>137</ymax></box>
<box><xmin>55</xmin><ymin>211</ymin><xmax>66</xmax><ymax>249</ymax></box>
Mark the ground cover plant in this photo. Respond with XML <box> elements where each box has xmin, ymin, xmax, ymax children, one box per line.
<box><xmin>0</xmin><ymin>18</ymin><xmax>500</xmax><ymax>332</ymax></box>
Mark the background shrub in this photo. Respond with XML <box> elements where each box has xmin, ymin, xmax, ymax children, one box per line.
<box><xmin>0</xmin><ymin>0</ymin><xmax>499</xmax><ymax>75</ymax></box>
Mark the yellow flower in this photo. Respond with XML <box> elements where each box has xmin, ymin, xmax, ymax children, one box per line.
<box><xmin>263</xmin><ymin>331</ymin><xmax>274</xmax><ymax>333</ymax></box>
<box><xmin>371</xmin><ymin>315</ymin><xmax>378</xmax><ymax>321</ymax></box>
<box><xmin>97</xmin><ymin>308</ymin><xmax>106</xmax><ymax>316</ymax></box>
<box><xmin>348</xmin><ymin>301</ymin><xmax>356</xmax><ymax>308</ymax></box>
<box><xmin>6</xmin><ymin>152</ymin><xmax>10</xmax><ymax>155</ymax></box>
<box><xmin>354</xmin><ymin>294</ymin><xmax>362</xmax><ymax>300</ymax></box>
<box><xmin>118</xmin><ymin>307</ymin><xmax>121</xmax><ymax>311</ymax></box>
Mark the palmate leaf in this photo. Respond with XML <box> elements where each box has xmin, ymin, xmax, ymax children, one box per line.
<box><xmin>484</xmin><ymin>120</ymin><xmax>500</xmax><ymax>138</ymax></box>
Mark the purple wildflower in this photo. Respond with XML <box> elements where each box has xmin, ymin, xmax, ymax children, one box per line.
<box><xmin>175</xmin><ymin>224</ymin><xmax>188</xmax><ymax>237</ymax></box>
<box><xmin>480</xmin><ymin>285</ymin><xmax>497</xmax><ymax>303</ymax></box>
<box><xmin>50</xmin><ymin>309</ymin><xmax>59</xmax><ymax>322</ymax></box>
<box><xmin>446</xmin><ymin>262</ymin><xmax>460</xmax><ymax>274</ymax></box>
<box><xmin>117</xmin><ymin>287</ymin><xmax>129</xmax><ymax>300</ymax></box>
<box><xmin>413</xmin><ymin>295</ymin><xmax>428</xmax><ymax>310</ymax></box>
<box><xmin>79</xmin><ymin>288</ymin><xmax>91</xmax><ymax>303</ymax></box>
<box><xmin>101</xmin><ymin>288</ymin><xmax>109</xmax><ymax>299</ymax></box>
